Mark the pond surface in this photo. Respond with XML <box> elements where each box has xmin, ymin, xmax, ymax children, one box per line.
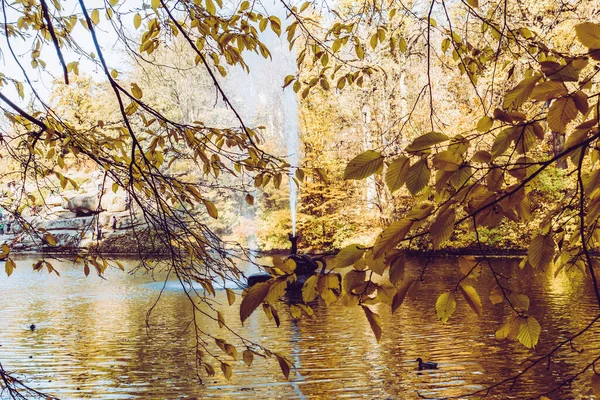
<box><xmin>0</xmin><ymin>255</ymin><xmax>599</xmax><ymax>399</ymax></box>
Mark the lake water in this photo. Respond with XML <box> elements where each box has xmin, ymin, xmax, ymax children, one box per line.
<box><xmin>0</xmin><ymin>255</ymin><xmax>598</xmax><ymax>399</ymax></box>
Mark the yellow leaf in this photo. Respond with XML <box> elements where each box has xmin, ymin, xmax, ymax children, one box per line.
<box><xmin>517</xmin><ymin>316</ymin><xmax>541</xmax><ymax>348</ymax></box>
<box><xmin>205</xmin><ymin>0</ymin><xmax>216</xmax><ymax>15</ymax></box>
<box><xmin>112</xmin><ymin>182</ymin><xmax>119</xmax><ymax>194</ymax></box>
<box><xmin>301</xmin><ymin>275</ymin><xmax>318</xmax><ymax>303</ymax></box>
<box><xmin>362</xmin><ymin>305</ymin><xmax>382</xmax><ymax>342</ymax></box>
<box><xmin>548</xmin><ymin>97</ymin><xmax>578</xmax><ymax>134</ymax></box>
<box><xmin>45</xmin><ymin>233</ymin><xmax>57</xmax><ymax>246</ymax></box>
<box><xmin>334</xmin><ymin>244</ymin><xmax>365</xmax><ymax>268</ymax></box>
<box><xmin>530</xmin><ymin>81</ymin><xmax>568</xmax><ymax>101</ymax></box>
<box><xmin>467</xmin><ymin>0</ymin><xmax>478</xmax><ymax>7</ymax></box>
<box><xmin>220</xmin><ymin>362</ymin><xmax>232</xmax><ymax>379</ymax></box>
<box><xmin>387</xmin><ymin>251</ymin><xmax>405</xmax><ymax>286</ymax></box>
<box><xmin>489</xmin><ymin>286</ymin><xmax>504</xmax><ymax>304</ymax></box>
<box><xmin>91</xmin><ymin>9</ymin><xmax>100</xmax><ymax>25</ymax></box>
<box><xmin>242</xmin><ymin>350</ymin><xmax>253</xmax><ymax>366</ymax></box>
<box><xmin>373</xmin><ymin>218</ymin><xmax>413</xmax><ymax>258</ymax></box>
<box><xmin>405</xmin><ymin>159</ymin><xmax>430</xmax><ymax>195</ymax></box>
<box><xmin>203</xmin><ymin>200</ymin><xmax>218</xmax><ymax>219</ymax></box>
<box><xmin>575</xmin><ymin>23</ymin><xmax>600</xmax><ymax>49</ymax></box>
<box><xmin>133</xmin><ymin>13</ymin><xmax>142</xmax><ymax>29</ymax></box>
<box><xmin>430</xmin><ymin>209</ymin><xmax>455</xmax><ymax>249</ymax></box>
<box><xmin>435</xmin><ymin>292</ymin><xmax>456</xmax><ymax>323</ymax></box>
<box><xmin>405</xmin><ymin>131</ymin><xmax>448</xmax><ymax>153</ymax></box>
<box><xmin>5</xmin><ymin>258</ymin><xmax>15</xmax><ymax>277</ymax></box>
<box><xmin>385</xmin><ymin>156</ymin><xmax>410</xmax><ymax>193</ymax></box>
<box><xmin>528</xmin><ymin>234</ymin><xmax>555</xmax><ymax>269</ymax></box>
<box><xmin>476</xmin><ymin>116</ymin><xmax>493</xmax><ymax>132</ymax></box>
<box><xmin>503</xmin><ymin>74</ymin><xmax>541</xmax><ymax>110</ymax></box>
<box><xmin>217</xmin><ymin>311</ymin><xmax>225</xmax><ymax>328</ymax></box>
<box><xmin>240</xmin><ymin>281</ymin><xmax>270</xmax><ymax>323</ymax></box>
<box><xmin>391</xmin><ymin>279</ymin><xmax>416</xmax><ymax>313</ymax></box>
<box><xmin>459</xmin><ymin>284</ymin><xmax>483</xmax><ymax>316</ymax></box>
<box><xmin>226</xmin><ymin>288</ymin><xmax>235</xmax><ymax>305</ymax></box>
<box><xmin>432</xmin><ymin>151</ymin><xmax>462</xmax><ymax>172</ymax></box>
<box><xmin>131</xmin><ymin>83</ymin><xmax>143</xmax><ymax>99</ymax></box>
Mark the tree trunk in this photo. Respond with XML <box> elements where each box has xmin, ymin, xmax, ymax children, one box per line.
<box><xmin>552</xmin><ymin>131</ymin><xmax>567</xmax><ymax>169</ymax></box>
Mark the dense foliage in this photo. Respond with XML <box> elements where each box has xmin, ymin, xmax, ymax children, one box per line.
<box><xmin>2</xmin><ymin>0</ymin><xmax>600</xmax><ymax>397</ymax></box>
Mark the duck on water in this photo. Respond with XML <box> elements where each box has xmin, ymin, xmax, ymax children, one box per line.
<box><xmin>416</xmin><ymin>358</ymin><xmax>438</xmax><ymax>370</ymax></box>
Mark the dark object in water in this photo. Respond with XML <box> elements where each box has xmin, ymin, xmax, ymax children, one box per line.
<box><xmin>246</xmin><ymin>233</ymin><xmax>320</xmax><ymax>288</ymax></box>
<box><xmin>29</xmin><ymin>324</ymin><xmax>36</xmax><ymax>331</ymax></box>
<box><xmin>416</xmin><ymin>358</ymin><xmax>438</xmax><ymax>370</ymax></box>
<box><xmin>247</xmin><ymin>273</ymin><xmax>271</xmax><ymax>287</ymax></box>
<box><xmin>288</xmin><ymin>233</ymin><xmax>298</xmax><ymax>255</ymax></box>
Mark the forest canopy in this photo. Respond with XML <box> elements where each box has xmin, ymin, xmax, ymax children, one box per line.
<box><xmin>2</xmin><ymin>0</ymin><xmax>600</xmax><ymax>397</ymax></box>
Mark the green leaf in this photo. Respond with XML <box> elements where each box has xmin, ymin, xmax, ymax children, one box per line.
<box><xmin>334</xmin><ymin>244</ymin><xmax>366</xmax><ymax>268</ymax></box>
<box><xmin>240</xmin><ymin>282</ymin><xmax>270</xmax><ymax>323</ymax></box>
<box><xmin>528</xmin><ymin>234</ymin><xmax>555</xmax><ymax>269</ymax></box>
<box><xmin>385</xmin><ymin>156</ymin><xmax>410</xmax><ymax>193</ymax></box>
<box><xmin>575</xmin><ymin>22</ymin><xmax>600</xmax><ymax>48</ymax></box>
<box><xmin>405</xmin><ymin>131</ymin><xmax>448</xmax><ymax>153</ymax></box>
<box><xmin>548</xmin><ymin>97</ymin><xmax>578</xmax><ymax>134</ymax></box>
<box><xmin>530</xmin><ymin>81</ymin><xmax>568</xmax><ymax>101</ymax></box>
<box><xmin>517</xmin><ymin>316</ymin><xmax>541</xmax><ymax>348</ymax></box>
<box><xmin>435</xmin><ymin>292</ymin><xmax>456</xmax><ymax>323</ymax></box>
<box><xmin>459</xmin><ymin>284</ymin><xmax>483</xmax><ymax>316</ymax></box>
<box><xmin>405</xmin><ymin>159</ymin><xmax>430</xmax><ymax>195</ymax></box>
<box><xmin>344</xmin><ymin>150</ymin><xmax>384</xmax><ymax>180</ymax></box>
<box><xmin>430</xmin><ymin>209</ymin><xmax>455</xmax><ymax>249</ymax></box>
<box><xmin>362</xmin><ymin>305</ymin><xmax>382</xmax><ymax>342</ymax></box>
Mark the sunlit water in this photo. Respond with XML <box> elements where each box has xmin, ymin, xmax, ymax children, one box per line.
<box><xmin>0</xmin><ymin>256</ymin><xmax>599</xmax><ymax>399</ymax></box>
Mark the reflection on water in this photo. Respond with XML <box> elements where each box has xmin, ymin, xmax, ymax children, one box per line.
<box><xmin>0</xmin><ymin>256</ymin><xmax>598</xmax><ymax>399</ymax></box>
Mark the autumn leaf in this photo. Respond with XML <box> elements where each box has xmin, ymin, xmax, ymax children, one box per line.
<box><xmin>385</xmin><ymin>156</ymin><xmax>410</xmax><ymax>193</ymax></box>
<box><xmin>517</xmin><ymin>316</ymin><xmax>541</xmax><ymax>348</ymax></box>
<box><xmin>435</xmin><ymin>292</ymin><xmax>456</xmax><ymax>323</ymax></box>
<box><xmin>344</xmin><ymin>150</ymin><xmax>384</xmax><ymax>180</ymax></box>
<box><xmin>362</xmin><ymin>305</ymin><xmax>382</xmax><ymax>342</ymax></box>
<box><xmin>459</xmin><ymin>284</ymin><xmax>483</xmax><ymax>316</ymax></box>
<box><xmin>240</xmin><ymin>282</ymin><xmax>270</xmax><ymax>323</ymax></box>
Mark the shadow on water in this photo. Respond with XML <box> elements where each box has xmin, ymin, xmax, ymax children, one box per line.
<box><xmin>0</xmin><ymin>255</ymin><xmax>598</xmax><ymax>399</ymax></box>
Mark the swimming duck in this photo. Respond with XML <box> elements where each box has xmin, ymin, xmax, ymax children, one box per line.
<box><xmin>29</xmin><ymin>324</ymin><xmax>36</xmax><ymax>331</ymax></box>
<box><xmin>416</xmin><ymin>358</ymin><xmax>437</xmax><ymax>370</ymax></box>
